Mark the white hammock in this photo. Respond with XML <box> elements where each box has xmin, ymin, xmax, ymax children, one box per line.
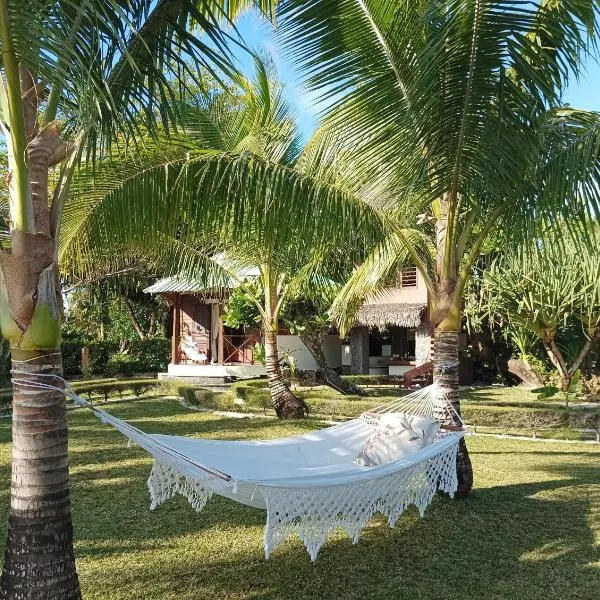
<box><xmin>12</xmin><ymin>369</ymin><xmax>465</xmax><ymax>561</ymax></box>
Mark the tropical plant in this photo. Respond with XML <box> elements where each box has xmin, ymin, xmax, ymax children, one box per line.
<box><xmin>66</xmin><ymin>280</ymin><xmax>168</xmax><ymax>343</ymax></box>
<box><xmin>59</xmin><ymin>57</ymin><xmax>383</xmax><ymax>419</ymax></box>
<box><xmin>284</xmin><ymin>294</ymin><xmax>366</xmax><ymax>396</ymax></box>
<box><xmin>278</xmin><ymin>0</ymin><xmax>600</xmax><ymax>496</ymax></box>
<box><xmin>483</xmin><ymin>230</ymin><xmax>600</xmax><ymax>395</ymax></box>
<box><xmin>223</xmin><ymin>276</ymin><xmax>366</xmax><ymax>395</ymax></box>
<box><xmin>0</xmin><ymin>1</ymin><xmax>275</xmax><ymax>597</ymax></box>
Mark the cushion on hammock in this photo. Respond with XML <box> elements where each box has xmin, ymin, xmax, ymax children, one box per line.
<box><xmin>354</xmin><ymin>413</ymin><xmax>440</xmax><ymax>467</ymax></box>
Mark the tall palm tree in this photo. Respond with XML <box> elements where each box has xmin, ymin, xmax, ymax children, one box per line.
<box><xmin>278</xmin><ymin>0</ymin><xmax>600</xmax><ymax>495</ymax></box>
<box><xmin>0</xmin><ymin>1</ymin><xmax>273</xmax><ymax>597</ymax></box>
<box><xmin>59</xmin><ymin>57</ymin><xmax>382</xmax><ymax>418</ymax></box>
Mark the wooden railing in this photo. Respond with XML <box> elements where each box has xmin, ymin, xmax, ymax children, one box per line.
<box><xmin>403</xmin><ymin>361</ymin><xmax>433</xmax><ymax>388</ymax></box>
<box><xmin>223</xmin><ymin>335</ymin><xmax>259</xmax><ymax>364</ymax></box>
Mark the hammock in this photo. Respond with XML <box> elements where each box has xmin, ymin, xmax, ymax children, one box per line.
<box><xmin>13</xmin><ymin>369</ymin><xmax>465</xmax><ymax>561</ymax></box>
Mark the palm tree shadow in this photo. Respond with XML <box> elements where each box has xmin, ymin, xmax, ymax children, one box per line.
<box><xmin>154</xmin><ymin>467</ymin><xmax>599</xmax><ymax>600</ymax></box>
<box><xmin>71</xmin><ymin>437</ymin><xmax>600</xmax><ymax>600</ymax></box>
<box><xmin>3</xmin><ymin>400</ymin><xmax>597</xmax><ymax>599</ymax></box>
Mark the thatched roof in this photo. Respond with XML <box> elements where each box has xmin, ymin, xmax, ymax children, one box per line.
<box><xmin>356</xmin><ymin>303</ymin><xmax>426</xmax><ymax>329</ymax></box>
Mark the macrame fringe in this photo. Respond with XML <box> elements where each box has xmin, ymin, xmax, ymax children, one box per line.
<box><xmin>147</xmin><ymin>441</ymin><xmax>459</xmax><ymax>562</ymax></box>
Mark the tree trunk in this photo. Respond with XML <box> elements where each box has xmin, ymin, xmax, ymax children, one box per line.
<box><xmin>264</xmin><ymin>329</ymin><xmax>308</xmax><ymax>419</ymax></box>
<box><xmin>507</xmin><ymin>357</ymin><xmax>545</xmax><ymax>387</ymax></box>
<box><xmin>299</xmin><ymin>331</ymin><xmax>366</xmax><ymax>396</ymax></box>
<box><xmin>0</xmin><ymin>350</ymin><xmax>81</xmax><ymax>600</ymax></box>
<box><xmin>433</xmin><ymin>329</ymin><xmax>473</xmax><ymax>498</ymax></box>
<box><xmin>123</xmin><ymin>296</ymin><xmax>145</xmax><ymax>340</ymax></box>
<box><xmin>0</xmin><ymin>66</ymin><xmax>81</xmax><ymax>598</ymax></box>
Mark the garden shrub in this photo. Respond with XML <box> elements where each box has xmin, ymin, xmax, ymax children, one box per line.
<box><xmin>61</xmin><ymin>340</ymin><xmax>85</xmax><ymax>378</ymax></box>
<box><xmin>87</xmin><ymin>340</ymin><xmax>120</xmax><ymax>375</ymax></box>
<box><xmin>342</xmin><ymin>375</ymin><xmax>401</xmax><ymax>386</ymax></box>
<box><xmin>581</xmin><ymin>375</ymin><xmax>600</xmax><ymax>402</ymax></box>
<box><xmin>461</xmin><ymin>405</ymin><xmax>568</xmax><ymax>435</ymax></box>
<box><xmin>232</xmin><ymin>379</ymin><xmax>270</xmax><ymax>407</ymax></box>
<box><xmin>195</xmin><ymin>388</ymin><xmax>216</xmax><ymax>408</ymax></box>
<box><xmin>106</xmin><ymin>354</ymin><xmax>140</xmax><ymax>377</ymax></box>
<box><xmin>130</xmin><ymin>380</ymin><xmax>160</xmax><ymax>397</ymax></box>
<box><xmin>72</xmin><ymin>378</ymin><xmax>160</xmax><ymax>403</ymax></box>
<box><xmin>167</xmin><ymin>382</ymin><xmax>199</xmax><ymax>405</ymax></box>
<box><xmin>0</xmin><ymin>345</ymin><xmax>11</xmax><ymax>385</ymax></box>
<box><xmin>128</xmin><ymin>338</ymin><xmax>170</xmax><ymax>373</ymax></box>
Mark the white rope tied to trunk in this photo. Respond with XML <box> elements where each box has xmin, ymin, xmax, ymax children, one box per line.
<box><xmin>9</xmin><ymin>356</ymin><xmax>466</xmax><ymax>561</ymax></box>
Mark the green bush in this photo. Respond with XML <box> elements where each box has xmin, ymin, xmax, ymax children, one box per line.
<box><xmin>106</xmin><ymin>355</ymin><xmax>140</xmax><ymax>377</ymax></box>
<box><xmin>342</xmin><ymin>375</ymin><xmax>401</xmax><ymax>386</ymax></box>
<box><xmin>167</xmin><ymin>382</ymin><xmax>198</xmax><ymax>405</ymax></box>
<box><xmin>72</xmin><ymin>378</ymin><xmax>160</xmax><ymax>403</ymax></box>
<box><xmin>231</xmin><ymin>379</ymin><xmax>271</xmax><ymax>407</ymax></box>
<box><xmin>307</xmin><ymin>398</ymin><xmax>379</xmax><ymax>419</ymax></box>
<box><xmin>61</xmin><ymin>340</ymin><xmax>85</xmax><ymax>378</ymax></box>
<box><xmin>128</xmin><ymin>338</ymin><xmax>170</xmax><ymax>373</ymax></box>
<box><xmin>130</xmin><ymin>380</ymin><xmax>161</xmax><ymax>397</ymax></box>
<box><xmin>194</xmin><ymin>389</ymin><xmax>215</xmax><ymax>407</ymax></box>
<box><xmin>87</xmin><ymin>340</ymin><xmax>120</xmax><ymax>375</ymax></box>
<box><xmin>462</xmin><ymin>405</ymin><xmax>568</xmax><ymax>435</ymax></box>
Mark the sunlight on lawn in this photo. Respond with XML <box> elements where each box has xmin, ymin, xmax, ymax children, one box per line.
<box><xmin>0</xmin><ymin>397</ymin><xmax>598</xmax><ymax>600</ymax></box>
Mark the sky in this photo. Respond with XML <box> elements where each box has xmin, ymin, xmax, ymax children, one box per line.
<box><xmin>232</xmin><ymin>10</ymin><xmax>600</xmax><ymax>143</ymax></box>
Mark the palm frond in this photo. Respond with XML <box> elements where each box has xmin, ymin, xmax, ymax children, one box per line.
<box><xmin>60</xmin><ymin>150</ymin><xmax>385</xmax><ymax>284</ymax></box>
<box><xmin>0</xmin><ymin>0</ymin><xmax>274</xmax><ymax>154</ymax></box>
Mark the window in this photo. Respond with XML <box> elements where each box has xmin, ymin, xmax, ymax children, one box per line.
<box><xmin>398</xmin><ymin>266</ymin><xmax>418</xmax><ymax>288</ymax></box>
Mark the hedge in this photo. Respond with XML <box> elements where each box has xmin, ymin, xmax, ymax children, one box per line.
<box><xmin>74</xmin><ymin>379</ymin><xmax>163</xmax><ymax>403</ymax></box>
<box><xmin>342</xmin><ymin>375</ymin><xmax>401</xmax><ymax>386</ymax></box>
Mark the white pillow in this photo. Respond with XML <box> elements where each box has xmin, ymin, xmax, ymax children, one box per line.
<box><xmin>355</xmin><ymin>413</ymin><xmax>440</xmax><ymax>467</ymax></box>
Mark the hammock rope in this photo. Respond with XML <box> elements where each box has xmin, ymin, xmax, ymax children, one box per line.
<box><xmin>9</xmin><ymin>358</ymin><xmax>466</xmax><ymax>561</ymax></box>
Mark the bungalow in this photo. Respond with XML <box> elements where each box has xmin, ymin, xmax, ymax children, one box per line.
<box><xmin>145</xmin><ymin>266</ymin><xmax>434</xmax><ymax>383</ymax></box>
<box><xmin>345</xmin><ymin>267</ymin><xmax>433</xmax><ymax>376</ymax></box>
<box><xmin>143</xmin><ymin>277</ymin><xmax>342</xmax><ymax>382</ymax></box>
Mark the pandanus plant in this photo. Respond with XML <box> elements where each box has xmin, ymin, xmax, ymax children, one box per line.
<box><xmin>483</xmin><ymin>229</ymin><xmax>600</xmax><ymax>394</ymax></box>
<box><xmin>278</xmin><ymin>0</ymin><xmax>600</xmax><ymax>496</ymax></box>
<box><xmin>0</xmin><ymin>1</ymin><xmax>275</xmax><ymax>597</ymax></box>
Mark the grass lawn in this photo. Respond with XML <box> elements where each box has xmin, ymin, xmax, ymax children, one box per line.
<box><xmin>0</xmin><ymin>397</ymin><xmax>599</xmax><ymax>599</ymax></box>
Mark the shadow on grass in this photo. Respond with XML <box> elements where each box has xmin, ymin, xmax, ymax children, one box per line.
<box><xmin>0</xmin><ymin>397</ymin><xmax>599</xmax><ymax>600</ymax></box>
<box><xmin>71</xmin><ymin>467</ymin><xmax>600</xmax><ymax>600</ymax></box>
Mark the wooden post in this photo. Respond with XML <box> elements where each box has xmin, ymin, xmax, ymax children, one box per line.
<box><xmin>218</xmin><ymin>308</ymin><xmax>224</xmax><ymax>365</ymax></box>
<box><xmin>81</xmin><ymin>346</ymin><xmax>89</xmax><ymax>372</ymax></box>
<box><xmin>172</xmin><ymin>295</ymin><xmax>181</xmax><ymax>365</ymax></box>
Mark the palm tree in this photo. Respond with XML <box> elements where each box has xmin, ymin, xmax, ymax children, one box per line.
<box><xmin>278</xmin><ymin>0</ymin><xmax>600</xmax><ymax>495</ymax></box>
<box><xmin>60</xmin><ymin>57</ymin><xmax>382</xmax><ymax>418</ymax></box>
<box><xmin>0</xmin><ymin>1</ymin><xmax>273</xmax><ymax>597</ymax></box>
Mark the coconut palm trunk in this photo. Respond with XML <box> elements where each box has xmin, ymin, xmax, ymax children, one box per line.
<box><xmin>263</xmin><ymin>271</ymin><xmax>308</xmax><ymax>419</ymax></box>
<box><xmin>432</xmin><ymin>328</ymin><xmax>473</xmax><ymax>498</ymax></box>
<box><xmin>1</xmin><ymin>351</ymin><xmax>80</xmax><ymax>600</ymax></box>
<box><xmin>299</xmin><ymin>330</ymin><xmax>366</xmax><ymax>396</ymax></box>
<box><xmin>429</xmin><ymin>198</ymin><xmax>473</xmax><ymax>497</ymax></box>
<box><xmin>264</xmin><ymin>329</ymin><xmax>307</xmax><ymax>418</ymax></box>
<box><xmin>0</xmin><ymin>63</ymin><xmax>81</xmax><ymax>597</ymax></box>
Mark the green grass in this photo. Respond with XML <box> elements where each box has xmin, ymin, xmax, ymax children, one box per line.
<box><xmin>460</xmin><ymin>385</ymin><xmax>571</xmax><ymax>406</ymax></box>
<box><xmin>0</xmin><ymin>397</ymin><xmax>599</xmax><ymax>599</ymax></box>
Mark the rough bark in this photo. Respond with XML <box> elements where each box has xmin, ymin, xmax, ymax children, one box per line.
<box><xmin>264</xmin><ymin>329</ymin><xmax>308</xmax><ymax>419</ymax></box>
<box><xmin>0</xmin><ymin>67</ymin><xmax>81</xmax><ymax>599</ymax></box>
<box><xmin>0</xmin><ymin>351</ymin><xmax>80</xmax><ymax>600</ymax></box>
<box><xmin>433</xmin><ymin>329</ymin><xmax>473</xmax><ymax>498</ymax></box>
<box><xmin>299</xmin><ymin>330</ymin><xmax>366</xmax><ymax>396</ymax></box>
<box><xmin>507</xmin><ymin>358</ymin><xmax>545</xmax><ymax>387</ymax></box>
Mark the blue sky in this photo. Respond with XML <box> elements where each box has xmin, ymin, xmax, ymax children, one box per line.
<box><xmin>233</xmin><ymin>10</ymin><xmax>600</xmax><ymax>143</ymax></box>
